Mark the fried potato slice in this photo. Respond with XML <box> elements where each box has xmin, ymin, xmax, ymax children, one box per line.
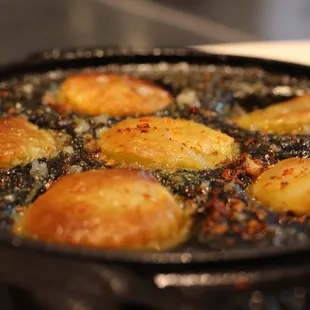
<box><xmin>15</xmin><ymin>168</ymin><xmax>191</xmax><ymax>250</ymax></box>
<box><xmin>53</xmin><ymin>73</ymin><xmax>172</xmax><ymax>116</ymax></box>
<box><xmin>234</xmin><ymin>95</ymin><xmax>310</xmax><ymax>134</ymax></box>
<box><xmin>253</xmin><ymin>157</ymin><xmax>310</xmax><ymax>215</ymax></box>
<box><xmin>0</xmin><ymin>117</ymin><xmax>59</xmax><ymax>169</ymax></box>
<box><xmin>99</xmin><ymin>117</ymin><xmax>238</xmax><ymax>171</ymax></box>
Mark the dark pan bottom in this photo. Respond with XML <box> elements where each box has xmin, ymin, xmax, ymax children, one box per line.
<box><xmin>1</xmin><ymin>244</ymin><xmax>310</xmax><ymax>310</ymax></box>
<box><xmin>2</xmin><ymin>280</ymin><xmax>310</xmax><ymax>310</ymax></box>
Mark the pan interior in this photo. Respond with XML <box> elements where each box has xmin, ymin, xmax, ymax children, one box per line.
<box><xmin>1</xmin><ymin>51</ymin><xmax>310</xmax><ymax>263</ymax></box>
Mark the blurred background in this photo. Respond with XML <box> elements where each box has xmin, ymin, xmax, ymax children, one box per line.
<box><xmin>0</xmin><ymin>0</ymin><xmax>309</xmax><ymax>65</ymax></box>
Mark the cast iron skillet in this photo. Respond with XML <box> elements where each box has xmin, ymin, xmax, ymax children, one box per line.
<box><xmin>1</xmin><ymin>46</ymin><xmax>310</xmax><ymax>263</ymax></box>
<box><xmin>1</xmin><ymin>47</ymin><xmax>310</xmax><ymax>310</ymax></box>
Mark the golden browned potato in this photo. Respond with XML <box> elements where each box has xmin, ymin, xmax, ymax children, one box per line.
<box><xmin>234</xmin><ymin>95</ymin><xmax>310</xmax><ymax>134</ymax></box>
<box><xmin>52</xmin><ymin>73</ymin><xmax>172</xmax><ymax>116</ymax></box>
<box><xmin>0</xmin><ymin>117</ymin><xmax>59</xmax><ymax>169</ymax></box>
<box><xmin>15</xmin><ymin>168</ymin><xmax>190</xmax><ymax>250</ymax></box>
<box><xmin>252</xmin><ymin>157</ymin><xmax>310</xmax><ymax>215</ymax></box>
<box><xmin>99</xmin><ymin>117</ymin><xmax>238</xmax><ymax>171</ymax></box>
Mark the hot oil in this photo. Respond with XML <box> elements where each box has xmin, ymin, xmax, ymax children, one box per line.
<box><xmin>0</xmin><ymin>62</ymin><xmax>310</xmax><ymax>252</ymax></box>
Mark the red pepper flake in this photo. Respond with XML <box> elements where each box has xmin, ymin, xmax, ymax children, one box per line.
<box><xmin>283</xmin><ymin>168</ymin><xmax>294</xmax><ymax>176</ymax></box>
<box><xmin>239</xmin><ymin>152</ymin><xmax>249</xmax><ymax>161</ymax></box>
<box><xmin>137</xmin><ymin>123</ymin><xmax>150</xmax><ymax>129</ymax></box>
<box><xmin>222</xmin><ymin>169</ymin><xmax>231</xmax><ymax>179</ymax></box>
<box><xmin>139</xmin><ymin>117</ymin><xmax>151</xmax><ymax>122</ymax></box>
<box><xmin>264</xmin><ymin>181</ymin><xmax>272</xmax><ymax>188</ymax></box>
<box><xmin>142</xmin><ymin>193</ymin><xmax>151</xmax><ymax>199</ymax></box>
<box><xmin>280</xmin><ymin>181</ymin><xmax>289</xmax><ymax>188</ymax></box>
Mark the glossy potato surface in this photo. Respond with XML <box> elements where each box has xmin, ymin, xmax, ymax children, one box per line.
<box><xmin>99</xmin><ymin>117</ymin><xmax>238</xmax><ymax>171</ymax></box>
<box><xmin>0</xmin><ymin>117</ymin><xmax>58</xmax><ymax>169</ymax></box>
<box><xmin>54</xmin><ymin>73</ymin><xmax>172</xmax><ymax>116</ymax></box>
<box><xmin>16</xmin><ymin>168</ymin><xmax>190</xmax><ymax>250</ymax></box>
<box><xmin>253</xmin><ymin>157</ymin><xmax>310</xmax><ymax>215</ymax></box>
<box><xmin>234</xmin><ymin>95</ymin><xmax>310</xmax><ymax>134</ymax></box>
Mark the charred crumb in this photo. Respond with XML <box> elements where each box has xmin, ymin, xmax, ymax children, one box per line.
<box><xmin>0</xmin><ymin>62</ymin><xmax>310</xmax><ymax>251</ymax></box>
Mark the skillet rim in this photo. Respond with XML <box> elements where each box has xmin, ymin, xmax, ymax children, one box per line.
<box><xmin>1</xmin><ymin>46</ymin><xmax>310</xmax><ymax>264</ymax></box>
